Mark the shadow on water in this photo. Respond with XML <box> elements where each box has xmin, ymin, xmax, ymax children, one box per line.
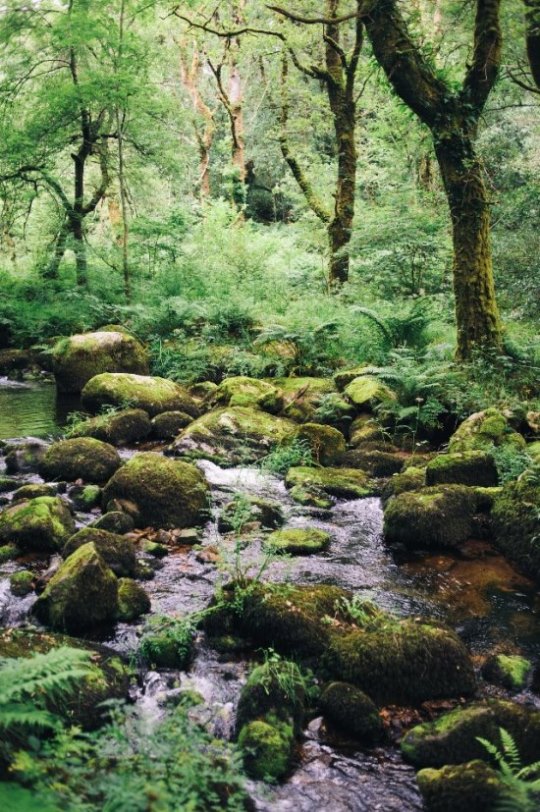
<box><xmin>0</xmin><ymin>377</ymin><xmax>80</xmax><ymax>440</ymax></box>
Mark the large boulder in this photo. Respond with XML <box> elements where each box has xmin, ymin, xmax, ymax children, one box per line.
<box><xmin>266</xmin><ymin>528</ymin><xmax>330</xmax><ymax>555</ymax></box>
<box><xmin>39</xmin><ymin>437</ymin><xmax>121</xmax><ymax>484</ymax></box>
<box><xmin>416</xmin><ymin>761</ymin><xmax>505</xmax><ymax>812</ymax></box>
<box><xmin>52</xmin><ymin>329</ymin><xmax>149</xmax><ymax>394</ymax></box>
<box><xmin>285</xmin><ymin>466</ymin><xmax>375</xmax><ymax>501</ymax></box>
<box><xmin>150</xmin><ymin>411</ymin><xmax>193</xmax><ymax>440</ymax></box>
<box><xmin>170</xmin><ymin>406</ymin><xmax>297</xmax><ymax>466</ymax></box>
<box><xmin>426</xmin><ymin>451</ymin><xmax>498</xmax><ymax>487</ymax></box>
<box><xmin>102</xmin><ymin>452</ymin><xmax>209</xmax><ymax>529</ymax></box>
<box><xmin>209</xmin><ymin>376</ymin><xmax>284</xmax><ymax>414</ymax></box>
<box><xmin>383</xmin><ymin>486</ymin><xmax>477</xmax><ymax>549</ymax></box>
<box><xmin>67</xmin><ymin>408</ymin><xmax>151</xmax><ymax>446</ymax></box>
<box><xmin>33</xmin><ymin>542</ymin><xmax>119</xmax><ymax>631</ymax></box>
<box><xmin>448</xmin><ymin>408</ymin><xmax>526</xmax><ymax>453</ymax></box>
<box><xmin>344</xmin><ymin>376</ymin><xmax>396</xmax><ymax>411</ymax></box>
<box><xmin>319</xmin><ymin>681</ymin><xmax>383</xmax><ymax>742</ymax></box>
<box><xmin>275</xmin><ymin>377</ymin><xmax>336</xmax><ymax>423</ymax></box>
<box><xmin>116</xmin><ymin>578</ymin><xmax>151</xmax><ymax>621</ymax></box>
<box><xmin>491</xmin><ymin>480</ymin><xmax>540</xmax><ymax>582</ymax></box>
<box><xmin>0</xmin><ymin>496</ymin><xmax>75</xmax><ymax>552</ymax></box>
<box><xmin>81</xmin><ymin>373</ymin><xmax>199</xmax><ymax>418</ymax></box>
<box><xmin>4</xmin><ymin>438</ymin><xmax>48</xmax><ymax>474</ymax></box>
<box><xmin>63</xmin><ymin>527</ymin><xmax>137</xmax><ymax>577</ymax></box>
<box><xmin>295</xmin><ymin>423</ymin><xmax>346</xmax><ymax>466</ymax></box>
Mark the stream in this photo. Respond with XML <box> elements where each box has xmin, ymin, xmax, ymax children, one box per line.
<box><xmin>1</xmin><ymin>379</ymin><xmax>539</xmax><ymax>811</ymax></box>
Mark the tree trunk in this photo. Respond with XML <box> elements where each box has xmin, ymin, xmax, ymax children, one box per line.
<box><xmin>42</xmin><ymin>220</ymin><xmax>68</xmax><ymax>280</ymax></box>
<box><xmin>524</xmin><ymin>0</ymin><xmax>540</xmax><ymax>88</ymax></box>
<box><xmin>434</xmin><ymin>132</ymin><xmax>502</xmax><ymax>360</ymax></box>
<box><xmin>327</xmin><ymin>103</ymin><xmax>356</xmax><ymax>288</ymax></box>
<box><xmin>71</xmin><ymin>213</ymin><xmax>88</xmax><ymax>286</ymax></box>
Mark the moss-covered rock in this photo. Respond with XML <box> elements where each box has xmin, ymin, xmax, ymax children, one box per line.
<box><xmin>295</xmin><ymin>423</ymin><xmax>346</xmax><ymax>466</ymax></box>
<box><xmin>210</xmin><ymin>376</ymin><xmax>284</xmax><ymax>414</ymax></box>
<box><xmin>266</xmin><ymin>527</ymin><xmax>330</xmax><ymax>555</ymax></box>
<box><xmin>344</xmin><ymin>376</ymin><xmax>397</xmax><ymax>411</ymax></box>
<box><xmin>349</xmin><ymin>415</ymin><xmax>387</xmax><ymax>447</ymax></box>
<box><xmin>69</xmin><ymin>483</ymin><xmax>102</xmax><ymax>511</ymax></box>
<box><xmin>288</xmin><ymin>484</ymin><xmax>333</xmax><ymax>510</ymax></box>
<box><xmin>416</xmin><ymin>760</ymin><xmax>505</xmax><ymax>812</ymax></box>
<box><xmin>449</xmin><ymin>408</ymin><xmax>526</xmax><ymax>453</ymax></box>
<box><xmin>0</xmin><ymin>543</ymin><xmax>18</xmax><ymax>562</ymax></box>
<box><xmin>319</xmin><ymin>681</ymin><xmax>383</xmax><ymax>742</ymax></box>
<box><xmin>12</xmin><ymin>483</ymin><xmax>57</xmax><ymax>501</ymax></box>
<box><xmin>401</xmin><ymin>700</ymin><xmax>540</xmax><ymax>767</ymax></box>
<box><xmin>237</xmin><ymin>715</ymin><xmax>294</xmax><ymax>782</ymax></box>
<box><xmin>218</xmin><ymin>495</ymin><xmax>284</xmax><ymax>533</ymax></box>
<box><xmin>138</xmin><ymin>615</ymin><xmax>194</xmax><ymax>668</ymax></box>
<box><xmin>0</xmin><ymin>496</ymin><xmax>75</xmax><ymax>552</ymax></box>
<box><xmin>81</xmin><ymin>373</ymin><xmax>199</xmax><ymax>418</ymax></box>
<box><xmin>170</xmin><ymin>406</ymin><xmax>297</xmax><ymax>465</ymax></box>
<box><xmin>150</xmin><ymin>410</ymin><xmax>193</xmax><ymax>440</ymax></box>
<box><xmin>67</xmin><ymin>408</ymin><xmax>152</xmax><ymax>446</ymax></box>
<box><xmin>325</xmin><ymin>619</ymin><xmax>476</xmax><ymax>705</ymax></box>
<box><xmin>381</xmin><ymin>466</ymin><xmax>427</xmax><ymax>503</ymax></box>
<box><xmin>236</xmin><ymin>660</ymin><xmax>306</xmax><ymax>734</ymax></box>
<box><xmin>9</xmin><ymin>570</ymin><xmax>35</xmax><ymax>596</ymax></box>
<box><xmin>528</xmin><ymin>440</ymin><xmax>540</xmax><ymax>461</ymax></box>
<box><xmin>481</xmin><ymin>654</ymin><xmax>532</xmax><ymax>692</ymax></box>
<box><xmin>39</xmin><ymin>437</ymin><xmax>121</xmax><ymax>484</ymax></box>
<box><xmin>63</xmin><ymin>527</ymin><xmax>137</xmax><ymax>577</ymax></box>
<box><xmin>33</xmin><ymin>542</ymin><xmax>119</xmax><ymax>632</ymax></box>
<box><xmin>341</xmin><ymin>448</ymin><xmax>404</xmax><ymax>477</ymax></box>
<box><xmin>0</xmin><ymin>476</ymin><xmax>18</xmax><ymax>493</ymax></box>
<box><xmin>426</xmin><ymin>451</ymin><xmax>498</xmax><ymax>487</ymax></box>
<box><xmin>275</xmin><ymin>377</ymin><xmax>336</xmax><ymax>423</ymax></box>
<box><xmin>312</xmin><ymin>393</ymin><xmax>356</xmax><ymax>433</ymax></box>
<box><xmin>52</xmin><ymin>329</ymin><xmax>149</xmax><ymax>394</ymax></box>
<box><xmin>334</xmin><ymin>365</ymin><xmax>369</xmax><ymax>391</ymax></box>
<box><xmin>285</xmin><ymin>466</ymin><xmax>375</xmax><ymax>500</ymax></box>
<box><xmin>4</xmin><ymin>439</ymin><xmax>48</xmax><ymax>474</ymax></box>
<box><xmin>92</xmin><ymin>510</ymin><xmax>134</xmax><ymax>534</ymax></box>
<box><xmin>116</xmin><ymin>578</ymin><xmax>151</xmax><ymax>621</ymax></box>
<box><xmin>383</xmin><ymin>486</ymin><xmax>477</xmax><ymax>549</ymax></box>
<box><xmin>491</xmin><ymin>480</ymin><xmax>540</xmax><ymax>581</ymax></box>
<box><xmin>102</xmin><ymin>452</ymin><xmax>209</xmax><ymax>529</ymax></box>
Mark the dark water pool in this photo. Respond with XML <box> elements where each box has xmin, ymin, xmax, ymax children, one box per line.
<box><xmin>0</xmin><ymin>378</ymin><xmax>78</xmax><ymax>440</ymax></box>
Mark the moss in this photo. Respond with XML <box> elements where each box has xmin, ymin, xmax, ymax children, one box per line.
<box><xmin>237</xmin><ymin>715</ymin><xmax>294</xmax><ymax>782</ymax></box>
<box><xmin>141</xmin><ymin>539</ymin><xmax>169</xmax><ymax>558</ymax></box>
<box><xmin>401</xmin><ymin>700</ymin><xmax>540</xmax><ymax>768</ymax></box>
<box><xmin>218</xmin><ymin>495</ymin><xmax>284</xmax><ymax>533</ymax></box>
<box><xmin>481</xmin><ymin>654</ymin><xmax>532</xmax><ymax>692</ymax></box>
<box><xmin>102</xmin><ymin>452</ymin><xmax>209</xmax><ymax>529</ymax></box>
<box><xmin>33</xmin><ymin>542</ymin><xmax>119</xmax><ymax>632</ymax></box>
<box><xmin>116</xmin><ymin>578</ymin><xmax>151</xmax><ymax>621</ymax></box>
<box><xmin>92</xmin><ymin>510</ymin><xmax>134</xmax><ymax>534</ymax></box>
<box><xmin>527</xmin><ymin>440</ymin><xmax>540</xmax><ymax>461</ymax></box>
<box><xmin>12</xmin><ymin>484</ymin><xmax>57</xmax><ymax>501</ymax></box>
<box><xmin>0</xmin><ymin>496</ymin><xmax>75</xmax><ymax>552</ymax></box>
<box><xmin>325</xmin><ymin>620</ymin><xmax>476</xmax><ymax>705</ymax></box>
<box><xmin>210</xmin><ymin>376</ymin><xmax>284</xmax><ymax>414</ymax></box>
<box><xmin>150</xmin><ymin>410</ymin><xmax>193</xmax><ymax>440</ymax></box>
<box><xmin>383</xmin><ymin>485</ymin><xmax>477</xmax><ymax>549</ymax></box>
<box><xmin>0</xmin><ymin>543</ymin><xmax>19</xmax><ymax>562</ymax></box>
<box><xmin>288</xmin><ymin>484</ymin><xmax>333</xmax><ymax>509</ymax></box>
<box><xmin>0</xmin><ymin>476</ymin><xmax>18</xmax><ymax>493</ymax></box>
<box><xmin>426</xmin><ymin>451</ymin><xmax>498</xmax><ymax>487</ymax></box>
<box><xmin>417</xmin><ymin>760</ymin><xmax>505</xmax><ymax>812</ymax></box>
<box><xmin>349</xmin><ymin>415</ymin><xmax>387</xmax><ymax>447</ymax></box>
<box><xmin>138</xmin><ymin>616</ymin><xmax>194</xmax><ymax>669</ymax></box>
<box><xmin>295</xmin><ymin>423</ymin><xmax>346</xmax><ymax>466</ymax></box>
<box><xmin>39</xmin><ymin>437</ymin><xmax>121</xmax><ymax>484</ymax></box>
<box><xmin>9</xmin><ymin>570</ymin><xmax>34</xmax><ymax>596</ymax></box>
<box><xmin>236</xmin><ymin>660</ymin><xmax>306</xmax><ymax>734</ymax></box>
<box><xmin>334</xmin><ymin>365</ymin><xmax>369</xmax><ymax>391</ymax></box>
<box><xmin>52</xmin><ymin>329</ymin><xmax>149</xmax><ymax>394</ymax></box>
<box><xmin>381</xmin><ymin>466</ymin><xmax>426</xmax><ymax>503</ymax></box>
<box><xmin>491</xmin><ymin>479</ymin><xmax>540</xmax><ymax>582</ymax></box>
<box><xmin>449</xmin><ymin>408</ymin><xmax>526</xmax><ymax>453</ymax></box>
<box><xmin>320</xmin><ymin>681</ymin><xmax>383</xmax><ymax>742</ymax></box>
<box><xmin>344</xmin><ymin>375</ymin><xmax>397</xmax><ymax>410</ymax></box>
<box><xmin>63</xmin><ymin>527</ymin><xmax>137</xmax><ymax>577</ymax></box>
<box><xmin>285</xmin><ymin>466</ymin><xmax>375</xmax><ymax>500</ymax></box>
<box><xmin>68</xmin><ymin>408</ymin><xmax>152</xmax><ymax>446</ymax></box>
<box><xmin>171</xmin><ymin>406</ymin><xmax>297</xmax><ymax>465</ymax></box>
<box><xmin>4</xmin><ymin>439</ymin><xmax>48</xmax><ymax>474</ymax></box>
<box><xmin>342</xmin><ymin>448</ymin><xmax>404</xmax><ymax>477</ymax></box>
<box><xmin>266</xmin><ymin>528</ymin><xmax>330</xmax><ymax>555</ymax></box>
<box><xmin>69</xmin><ymin>484</ymin><xmax>102</xmax><ymax>511</ymax></box>
<box><xmin>81</xmin><ymin>372</ymin><xmax>198</xmax><ymax>418</ymax></box>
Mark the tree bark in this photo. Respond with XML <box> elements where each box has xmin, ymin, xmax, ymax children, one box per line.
<box><xmin>524</xmin><ymin>0</ymin><xmax>540</xmax><ymax>88</ymax></box>
<box><xmin>42</xmin><ymin>220</ymin><xmax>69</xmax><ymax>280</ymax></box>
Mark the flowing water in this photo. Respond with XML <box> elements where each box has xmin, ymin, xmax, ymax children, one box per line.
<box><xmin>1</xmin><ymin>381</ymin><xmax>539</xmax><ymax>810</ymax></box>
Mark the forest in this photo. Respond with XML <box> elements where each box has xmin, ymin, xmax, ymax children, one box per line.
<box><xmin>0</xmin><ymin>1</ymin><xmax>539</xmax><ymax>810</ymax></box>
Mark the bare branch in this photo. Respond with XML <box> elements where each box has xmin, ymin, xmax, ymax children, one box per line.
<box><xmin>267</xmin><ymin>5</ymin><xmax>359</xmax><ymax>25</ymax></box>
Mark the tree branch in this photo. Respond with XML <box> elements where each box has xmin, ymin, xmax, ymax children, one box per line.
<box><xmin>267</xmin><ymin>5</ymin><xmax>359</xmax><ymax>25</ymax></box>
<box><xmin>461</xmin><ymin>0</ymin><xmax>502</xmax><ymax>114</ymax></box>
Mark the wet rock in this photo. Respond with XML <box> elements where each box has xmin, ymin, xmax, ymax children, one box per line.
<box><xmin>426</xmin><ymin>451</ymin><xmax>498</xmax><ymax>487</ymax></box>
<box><xmin>67</xmin><ymin>408</ymin><xmax>152</xmax><ymax>446</ymax></box>
<box><xmin>349</xmin><ymin>414</ymin><xmax>388</xmax><ymax>447</ymax></box>
<box><xmin>63</xmin><ymin>527</ymin><xmax>138</xmax><ymax>577</ymax></box>
<box><xmin>320</xmin><ymin>681</ymin><xmax>383</xmax><ymax>743</ymax></box>
<box><xmin>266</xmin><ymin>527</ymin><xmax>330</xmax><ymax>555</ymax></box>
<box><xmin>150</xmin><ymin>410</ymin><xmax>193</xmax><ymax>440</ymax></box>
<box><xmin>12</xmin><ymin>483</ymin><xmax>57</xmax><ymax>500</ymax></box>
<box><xmin>341</xmin><ymin>448</ymin><xmax>404</xmax><ymax>477</ymax></box>
<box><xmin>0</xmin><ymin>348</ymin><xmax>34</xmax><ymax>374</ymax></box>
<box><xmin>296</xmin><ymin>423</ymin><xmax>346</xmax><ymax>466</ymax></box>
<box><xmin>92</xmin><ymin>510</ymin><xmax>134</xmax><ymax>534</ymax></box>
<box><xmin>237</xmin><ymin>715</ymin><xmax>294</xmax><ymax>782</ymax></box>
<box><xmin>383</xmin><ymin>485</ymin><xmax>477</xmax><ymax>549</ymax></box>
<box><xmin>491</xmin><ymin>480</ymin><xmax>540</xmax><ymax>581</ymax></box>
<box><xmin>0</xmin><ymin>496</ymin><xmax>75</xmax><ymax>552</ymax></box>
<box><xmin>481</xmin><ymin>653</ymin><xmax>532</xmax><ymax>692</ymax></box>
<box><xmin>138</xmin><ymin>615</ymin><xmax>194</xmax><ymax>668</ymax></box>
<box><xmin>102</xmin><ymin>452</ymin><xmax>209</xmax><ymax>529</ymax></box>
<box><xmin>218</xmin><ymin>495</ymin><xmax>284</xmax><ymax>533</ymax></box>
<box><xmin>39</xmin><ymin>437</ymin><xmax>121</xmax><ymax>484</ymax></box>
<box><xmin>9</xmin><ymin>570</ymin><xmax>35</xmax><ymax>596</ymax></box>
<box><xmin>401</xmin><ymin>700</ymin><xmax>540</xmax><ymax>768</ymax></box>
<box><xmin>288</xmin><ymin>484</ymin><xmax>333</xmax><ymax>509</ymax></box>
<box><xmin>52</xmin><ymin>329</ymin><xmax>149</xmax><ymax>394</ymax></box>
<box><xmin>0</xmin><ymin>543</ymin><xmax>18</xmax><ymax>562</ymax></box>
<box><xmin>344</xmin><ymin>376</ymin><xmax>397</xmax><ymax>411</ymax></box>
<box><xmin>448</xmin><ymin>408</ymin><xmax>526</xmax><ymax>453</ymax></box>
<box><xmin>285</xmin><ymin>466</ymin><xmax>375</xmax><ymax>500</ymax></box>
<box><xmin>417</xmin><ymin>760</ymin><xmax>505</xmax><ymax>812</ymax></box>
<box><xmin>188</xmin><ymin>381</ymin><xmax>218</xmax><ymax>401</ymax></box>
<box><xmin>81</xmin><ymin>373</ymin><xmax>198</xmax><ymax>418</ymax></box>
<box><xmin>209</xmin><ymin>375</ymin><xmax>284</xmax><ymax>414</ymax></box>
<box><xmin>4</xmin><ymin>438</ymin><xmax>48</xmax><ymax>474</ymax></box>
<box><xmin>68</xmin><ymin>483</ymin><xmax>102</xmax><ymax>511</ymax></box>
<box><xmin>170</xmin><ymin>406</ymin><xmax>297</xmax><ymax>465</ymax></box>
<box><xmin>116</xmin><ymin>578</ymin><xmax>151</xmax><ymax>621</ymax></box>
<box><xmin>0</xmin><ymin>476</ymin><xmax>19</xmax><ymax>493</ymax></box>
<box><xmin>236</xmin><ymin>659</ymin><xmax>306</xmax><ymax>734</ymax></box>
<box><xmin>276</xmin><ymin>377</ymin><xmax>336</xmax><ymax>423</ymax></box>
<box><xmin>141</xmin><ymin>540</ymin><xmax>168</xmax><ymax>558</ymax></box>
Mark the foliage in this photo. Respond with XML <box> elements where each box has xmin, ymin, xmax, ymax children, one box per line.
<box><xmin>260</xmin><ymin>648</ymin><xmax>319</xmax><ymax>707</ymax></box>
<box><xmin>477</xmin><ymin>727</ymin><xmax>540</xmax><ymax>812</ymax></box>
<box><xmin>490</xmin><ymin>445</ymin><xmax>534</xmax><ymax>485</ymax></box>
<box><xmin>260</xmin><ymin>438</ymin><xmax>314</xmax><ymax>475</ymax></box>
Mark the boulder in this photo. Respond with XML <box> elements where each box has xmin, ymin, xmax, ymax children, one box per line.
<box><xmin>341</xmin><ymin>448</ymin><xmax>404</xmax><ymax>477</ymax></box>
<box><xmin>381</xmin><ymin>466</ymin><xmax>426</xmax><ymax>503</ymax></box>
<box><xmin>12</xmin><ymin>483</ymin><xmax>57</xmax><ymax>501</ymax></box>
<box><xmin>349</xmin><ymin>415</ymin><xmax>389</xmax><ymax>447</ymax></box>
<box><xmin>266</xmin><ymin>528</ymin><xmax>330</xmax><ymax>555</ymax></box>
<box><xmin>218</xmin><ymin>495</ymin><xmax>284</xmax><ymax>533</ymax></box>
<box><xmin>0</xmin><ymin>496</ymin><xmax>75</xmax><ymax>552</ymax></box>
<box><xmin>52</xmin><ymin>329</ymin><xmax>149</xmax><ymax>393</ymax></box>
<box><xmin>33</xmin><ymin>542</ymin><xmax>119</xmax><ymax>631</ymax></box>
<box><xmin>9</xmin><ymin>570</ymin><xmax>35</xmax><ymax>596</ymax></box>
<box><xmin>383</xmin><ymin>486</ymin><xmax>477</xmax><ymax>549</ymax></box>
<box><xmin>236</xmin><ymin>660</ymin><xmax>306</xmax><ymax>734</ymax></box>
<box><xmin>448</xmin><ymin>408</ymin><xmax>526</xmax><ymax>453</ymax></box>
<box><xmin>416</xmin><ymin>761</ymin><xmax>505</xmax><ymax>812</ymax></box>
<box><xmin>63</xmin><ymin>527</ymin><xmax>137</xmax><ymax>577</ymax></box>
<box><xmin>67</xmin><ymin>408</ymin><xmax>151</xmax><ymax>446</ymax></box>
<box><xmin>4</xmin><ymin>438</ymin><xmax>48</xmax><ymax>474</ymax></box>
<box><xmin>237</xmin><ymin>716</ymin><xmax>294</xmax><ymax>782</ymax></box>
<box><xmin>92</xmin><ymin>510</ymin><xmax>134</xmax><ymax>534</ymax></box>
<box><xmin>344</xmin><ymin>376</ymin><xmax>396</xmax><ymax>410</ymax></box>
<box><xmin>0</xmin><ymin>476</ymin><xmax>18</xmax><ymax>493</ymax></box>
<box><xmin>491</xmin><ymin>480</ymin><xmax>540</xmax><ymax>582</ymax></box>
<box><xmin>481</xmin><ymin>653</ymin><xmax>532</xmax><ymax>692</ymax></box>
<box><xmin>150</xmin><ymin>411</ymin><xmax>193</xmax><ymax>440</ymax></box>
<box><xmin>39</xmin><ymin>438</ymin><xmax>121</xmax><ymax>484</ymax></box>
<box><xmin>68</xmin><ymin>484</ymin><xmax>102</xmax><ymax>511</ymax></box>
<box><xmin>426</xmin><ymin>451</ymin><xmax>498</xmax><ymax>487</ymax></box>
<box><xmin>102</xmin><ymin>452</ymin><xmax>209</xmax><ymax>529</ymax></box>
<box><xmin>295</xmin><ymin>423</ymin><xmax>346</xmax><ymax>466</ymax></box>
<box><xmin>81</xmin><ymin>373</ymin><xmax>198</xmax><ymax>418</ymax></box>
<box><xmin>275</xmin><ymin>377</ymin><xmax>336</xmax><ymax>423</ymax></box>
<box><xmin>209</xmin><ymin>376</ymin><xmax>284</xmax><ymax>414</ymax></box>
<box><xmin>116</xmin><ymin>578</ymin><xmax>151</xmax><ymax>621</ymax></box>
<box><xmin>320</xmin><ymin>682</ymin><xmax>383</xmax><ymax>742</ymax></box>
<box><xmin>285</xmin><ymin>466</ymin><xmax>374</xmax><ymax>500</ymax></box>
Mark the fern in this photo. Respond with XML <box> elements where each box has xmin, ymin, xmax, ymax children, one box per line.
<box><xmin>477</xmin><ymin>727</ymin><xmax>540</xmax><ymax>812</ymax></box>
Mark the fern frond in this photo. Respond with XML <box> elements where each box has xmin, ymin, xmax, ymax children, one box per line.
<box><xmin>500</xmin><ymin>727</ymin><xmax>522</xmax><ymax>774</ymax></box>
<box><xmin>351</xmin><ymin>307</ymin><xmax>393</xmax><ymax>344</ymax></box>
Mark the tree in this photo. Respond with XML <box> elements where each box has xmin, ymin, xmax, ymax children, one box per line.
<box><xmin>365</xmin><ymin>0</ymin><xmax>503</xmax><ymax>360</ymax></box>
<box><xmin>524</xmin><ymin>0</ymin><xmax>540</xmax><ymax>88</ymax></box>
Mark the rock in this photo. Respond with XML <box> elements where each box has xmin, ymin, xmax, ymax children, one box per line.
<box><xmin>12</xmin><ymin>483</ymin><xmax>57</xmax><ymax>501</ymax></box>
<box><xmin>266</xmin><ymin>528</ymin><xmax>330</xmax><ymax>555</ymax></box>
<box><xmin>67</xmin><ymin>408</ymin><xmax>151</xmax><ymax>446</ymax></box>
<box><xmin>92</xmin><ymin>510</ymin><xmax>134</xmax><ymax>534</ymax></box>
<box><xmin>449</xmin><ymin>408</ymin><xmax>526</xmax><ymax>453</ymax></box>
<box><xmin>344</xmin><ymin>376</ymin><xmax>396</xmax><ymax>411</ymax></box>
<box><xmin>141</xmin><ymin>540</ymin><xmax>168</xmax><ymax>557</ymax></box>
<box><xmin>491</xmin><ymin>480</ymin><xmax>540</xmax><ymax>582</ymax></box>
<box><xmin>138</xmin><ymin>615</ymin><xmax>194</xmax><ymax>668</ymax></box>
<box><xmin>320</xmin><ymin>681</ymin><xmax>383</xmax><ymax>742</ymax></box>
<box><xmin>285</xmin><ymin>466</ymin><xmax>374</xmax><ymax>500</ymax></box>
<box><xmin>0</xmin><ymin>476</ymin><xmax>18</xmax><ymax>493</ymax></box>
<box><xmin>276</xmin><ymin>377</ymin><xmax>336</xmax><ymax>423</ymax></box>
<box><xmin>188</xmin><ymin>381</ymin><xmax>218</xmax><ymax>401</ymax></box>
<box><xmin>349</xmin><ymin>415</ymin><xmax>387</xmax><ymax>447</ymax></box>
<box><xmin>383</xmin><ymin>486</ymin><xmax>477</xmax><ymax>549</ymax></box>
<box><xmin>102</xmin><ymin>452</ymin><xmax>209</xmax><ymax>529</ymax></box>
<box><xmin>381</xmin><ymin>466</ymin><xmax>426</xmax><ymax>503</ymax></box>
<box><xmin>341</xmin><ymin>448</ymin><xmax>404</xmax><ymax>477</ymax></box>
<box><xmin>170</xmin><ymin>406</ymin><xmax>297</xmax><ymax>466</ymax></box>
<box><xmin>426</xmin><ymin>451</ymin><xmax>498</xmax><ymax>487</ymax></box>
<box><xmin>288</xmin><ymin>484</ymin><xmax>333</xmax><ymax>510</ymax></box>
<box><xmin>312</xmin><ymin>393</ymin><xmax>356</xmax><ymax>433</ymax></box>
<box><xmin>295</xmin><ymin>423</ymin><xmax>346</xmax><ymax>466</ymax></box>
<box><xmin>116</xmin><ymin>578</ymin><xmax>151</xmax><ymax>621</ymax></box>
<box><xmin>481</xmin><ymin>653</ymin><xmax>533</xmax><ymax>692</ymax></box>
<box><xmin>81</xmin><ymin>373</ymin><xmax>198</xmax><ymax>418</ymax></box>
<box><xmin>150</xmin><ymin>411</ymin><xmax>193</xmax><ymax>440</ymax></box>
<box><xmin>334</xmin><ymin>365</ymin><xmax>371</xmax><ymax>391</ymax></box>
<box><xmin>68</xmin><ymin>483</ymin><xmax>102</xmax><ymax>511</ymax></box>
<box><xmin>218</xmin><ymin>495</ymin><xmax>284</xmax><ymax>533</ymax></box>
<box><xmin>401</xmin><ymin>700</ymin><xmax>540</xmax><ymax>768</ymax></box>
<box><xmin>0</xmin><ymin>496</ymin><xmax>75</xmax><ymax>552</ymax></box>
<box><xmin>63</xmin><ymin>527</ymin><xmax>137</xmax><ymax>577</ymax></box>
<box><xmin>39</xmin><ymin>438</ymin><xmax>121</xmax><ymax>484</ymax></box>
<box><xmin>9</xmin><ymin>570</ymin><xmax>35</xmax><ymax>596</ymax></box>
<box><xmin>4</xmin><ymin>438</ymin><xmax>48</xmax><ymax>474</ymax></box>
<box><xmin>33</xmin><ymin>542</ymin><xmax>119</xmax><ymax>631</ymax></box>
<box><xmin>0</xmin><ymin>348</ymin><xmax>34</xmax><ymax>373</ymax></box>
<box><xmin>0</xmin><ymin>543</ymin><xmax>18</xmax><ymax>562</ymax></box>
<box><xmin>237</xmin><ymin>716</ymin><xmax>294</xmax><ymax>782</ymax></box>
<box><xmin>236</xmin><ymin>660</ymin><xmax>306</xmax><ymax>734</ymax></box>
<box><xmin>416</xmin><ymin>761</ymin><xmax>505</xmax><ymax>812</ymax></box>
<box><xmin>209</xmin><ymin>376</ymin><xmax>284</xmax><ymax>414</ymax></box>
<box><xmin>52</xmin><ymin>329</ymin><xmax>149</xmax><ymax>393</ymax></box>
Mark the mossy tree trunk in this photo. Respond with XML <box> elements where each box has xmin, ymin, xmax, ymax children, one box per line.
<box><xmin>524</xmin><ymin>0</ymin><xmax>540</xmax><ymax>88</ymax></box>
<box><xmin>365</xmin><ymin>0</ymin><xmax>503</xmax><ymax>360</ymax></box>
